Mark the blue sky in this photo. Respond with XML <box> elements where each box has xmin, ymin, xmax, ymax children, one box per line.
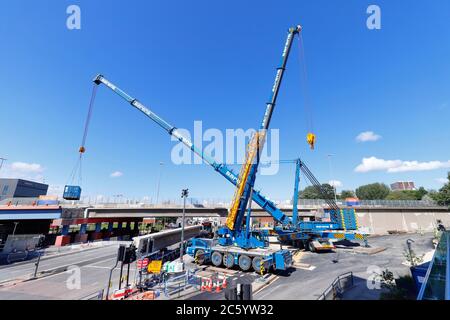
<box><xmin>1</xmin><ymin>0</ymin><xmax>450</xmax><ymax>202</ymax></box>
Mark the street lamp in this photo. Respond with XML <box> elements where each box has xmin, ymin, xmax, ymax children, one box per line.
<box><xmin>12</xmin><ymin>222</ymin><xmax>19</xmax><ymax>237</ymax></box>
<box><xmin>0</xmin><ymin>157</ymin><xmax>6</xmax><ymax>173</ymax></box>
<box><xmin>180</xmin><ymin>188</ymin><xmax>189</xmax><ymax>264</ymax></box>
<box><xmin>155</xmin><ymin>162</ymin><xmax>164</xmax><ymax>205</ymax></box>
<box><xmin>327</xmin><ymin>154</ymin><xmax>338</xmax><ymax>202</ymax></box>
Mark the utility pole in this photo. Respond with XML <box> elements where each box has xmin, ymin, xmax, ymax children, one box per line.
<box><xmin>327</xmin><ymin>154</ymin><xmax>338</xmax><ymax>202</ymax></box>
<box><xmin>180</xmin><ymin>188</ymin><xmax>189</xmax><ymax>264</ymax></box>
<box><xmin>155</xmin><ymin>162</ymin><xmax>164</xmax><ymax>205</ymax></box>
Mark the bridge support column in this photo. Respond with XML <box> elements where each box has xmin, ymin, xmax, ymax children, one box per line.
<box><xmin>75</xmin><ymin>223</ymin><xmax>88</xmax><ymax>243</ymax></box>
<box><xmin>104</xmin><ymin>222</ymin><xmax>114</xmax><ymax>241</ymax></box>
<box><xmin>117</xmin><ymin>222</ymin><xmax>123</xmax><ymax>240</ymax></box>
<box><xmin>91</xmin><ymin>222</ymin><xmax>103</xmax><ymax>241</ymax></box>
<box><xmin>55</xmin><ymin>225</ymin><xmax>71</xmax><ymax>247</ymax></box>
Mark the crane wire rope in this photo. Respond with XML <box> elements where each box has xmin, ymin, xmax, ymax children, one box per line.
<box><xmin>297</xmin><ymin>33</ymin><xmax>316</xmax><ymax>149</ymax></box>
<box><xmin>66</xmin><ymin>84</ymin><xmax>98</xmax><ymax>187</ymax></box>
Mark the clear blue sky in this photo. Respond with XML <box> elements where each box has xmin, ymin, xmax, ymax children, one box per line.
<box><xmin>1</xmin><ymin>0</ymin><xmax>450</xmax><ymax>202</ymax></box>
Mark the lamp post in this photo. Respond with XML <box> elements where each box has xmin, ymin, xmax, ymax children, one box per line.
<box><xmin>0</xmin><ymin>157</ymin><xmax>6</xmax><ymax>173</ymax></box>
<box><xmin>327</xmin><ymin>154</ymin><xmax>338</xmax><ymax>202</ymax></box>
<box><xmin>155</xmin><ymin>162</ymin><xmax>164</xmax><ymax>205</ymax></box>
<box><xmin>180</xmin><ymin>188</ymin><xmax>189</xmax><ymax>264</ymax></box>
<box><xmin>12</xmin><ymin>222</ymin><xmax>19</xmax><ymax>237</ymax></box>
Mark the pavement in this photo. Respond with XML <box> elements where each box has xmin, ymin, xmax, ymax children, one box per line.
<box><xmin>254</xmin><ymin>232</ymin><xmax>435</xmax><ymax>300</ymax></box>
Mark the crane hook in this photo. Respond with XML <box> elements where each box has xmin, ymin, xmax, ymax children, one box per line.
<box><xmin>307</xmin><ymin>132</ymin><xmax>316</xmax><ymax>150</ymax></box>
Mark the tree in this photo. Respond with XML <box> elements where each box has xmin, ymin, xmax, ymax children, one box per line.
<box><xmin>386</xmin><ymin>191</ymin><xmax>417</xmax><ymax>200</ymax></box>
<box><xmin>339</xmin><ymin>190</ymin><xmax>355</xmax><ymax>199</ymax></box>
<box><xmin>433</xmin><ymin>172</ymin><xmax>450</xmax><ymax>206</ymax></box>
<box><xmin>355</xmin><ymin>183</ymin><xmax>390</xmax><ymax>200</ymax></box>
<box><xmin>299</xmin><ymin>183</ymin><xmax>335</xmax><ymax>199</ymax></box>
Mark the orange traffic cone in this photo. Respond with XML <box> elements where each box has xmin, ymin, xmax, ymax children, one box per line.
<box><xmin>222</xmin><ymin>277</ymin><xmax>227</xmax><ymax>289</ymax></box>
<box><xmin>207</xmin><ymin>279</ymin><xmax>212</xmax><ymax>292</ymax></box>
<box><xmin>215</xmin><ymin>280</ymin><xmax>222</xmax><ymax>293</ymax></box>
<box><xmin>200</xmin><ymin>279</ymin><xmax>205</xmax><ymax>291</ymax></box>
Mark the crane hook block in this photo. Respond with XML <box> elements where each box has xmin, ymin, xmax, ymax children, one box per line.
<box><xmin>79</xmin><ymin>146</ymin><xmax>86</xmax><ymax>154</ymax></box>
<box><xmin>307</xmin><ymin>133</ymin><xmax>316</xmax><ymax>150</ymax></box>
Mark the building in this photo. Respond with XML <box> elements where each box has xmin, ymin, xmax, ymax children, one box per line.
<box><xmin>0</xmin><ymin>179</ymin><xmax>48</xmax><ymax>202</ymax></box>
<box><xmin>390</xmin><ymin>181</ymin><xmax>416</xmax><ymax>191</ymax></box>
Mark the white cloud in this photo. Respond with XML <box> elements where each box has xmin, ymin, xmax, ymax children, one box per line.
<box><xmin>0</xmin><ymin>161</ymin><xmax>45</xmax><ymax>181</ymax></box>
<box><xmin>110</xmin><ymin>171</ymin><xmax>123</xmax><ymax>178</ymax></box>
<box><xmin>436</xmin><ymin>178</ymin><xmax>448</xmax><ymax>184</ymax></box>
<box><xmin>355</xmin><ymin>156</ymin><xmax>450</xmax><ymax>173</ymax></box>
<box><xmin>11</xmin><ymin>162</ymin><xmax>44</xmax><ymax>173</ymax></box>
<box><xmin>356</xmin><ymin>131</ymin><xmax>381</xmax><ymax>142</ymax></box>
<box><xmin>328</xmin><ymin>180</ymin><xmax>343</xmax><ymax>188</ymax></box>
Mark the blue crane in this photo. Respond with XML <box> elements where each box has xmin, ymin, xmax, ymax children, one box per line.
<box><xmin>79</xmin><ymin>24</ymin><xmax>367</xmax><ymax>271</ymax></box>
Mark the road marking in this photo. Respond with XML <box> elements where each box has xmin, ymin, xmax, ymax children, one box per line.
<box><xmin>239</xmin><ymin>274</ymin><xmax>245</xmax><ymax>277</ymax></box>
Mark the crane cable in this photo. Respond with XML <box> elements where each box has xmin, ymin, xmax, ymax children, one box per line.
<box><xmin>297</xmin><ymin>33</ymin><xmax>316</xmax><ymax>150</ymax></box>
<box><xmin>66</xmin><ymin>84</ymin><xmax>98</xmax><ymax>186</ymax></box>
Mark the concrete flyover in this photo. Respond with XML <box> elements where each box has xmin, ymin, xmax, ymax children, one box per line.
<box><xmin>79</xmin><ymin>203</ymin><xmax>450</xmax><ymax>236</ymax></box>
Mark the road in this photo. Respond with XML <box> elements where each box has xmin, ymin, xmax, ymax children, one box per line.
<box><xmin>0</xmin><ymin>243</ymin><xmax>133</xmax><ymax>300</ymax></box>
<box><xmin>254</xmin><ymin>233</ymin><xmax>435</xmax><ymax>300</ymax></box>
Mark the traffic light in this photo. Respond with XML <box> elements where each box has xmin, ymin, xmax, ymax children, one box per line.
<box><xmin>117</xmin><ymin>244</ymin><xmax>126</xmax><ymax>262</ymax></box>
<box><xmin>124</xmin><ymin>245</ymin><xmax>137</xmax><ymax>264</ymax></box>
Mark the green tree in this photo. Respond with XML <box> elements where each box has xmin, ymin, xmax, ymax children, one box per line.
<box><xmin>299</xmin><ymin>183</ymin><xmax>335</xmax><ymax>199</ymax></box>
<box><xmin>386</xmin><ymin>191</ymin><xmax>418</xmax><ymax>200</ymax></box>
<box><xmin>433</xmin><ymin>172</ymin><xmax>450</xmax><ymax>206</ymax></box>
<box><xmin>355</xmin><ymin>183</ymin><xmax>390</xmax><ymax>200</ymax></box>
<box><xmin>339</xmin><ymin>190</ymin><xmax>355</xmax><ymax>199</ymax></box>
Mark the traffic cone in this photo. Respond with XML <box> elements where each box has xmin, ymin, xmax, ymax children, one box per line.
<box><xmin>200</xmin><ymin>279</ymin><xmax>205</xmax><ymax>291</ymax></box>
<box><xmin>215</xmin><ymin>280</ymin><xmax>222</xmax><ymax>293</ymax></box>
<box><xmin>207</xmin><ymin>279</ymin><xmax>212</xmax><ymax>292</ymax></box>
<box><xmin>222</xmin><ymin>277</ymin><xmax>227</xmax><ymax>289</ymax></box>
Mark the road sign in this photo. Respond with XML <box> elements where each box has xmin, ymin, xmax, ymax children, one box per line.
<box><xmin>137</xmin><ymin>258</ymin><xmax>149</xmax><ymax>269</ymax></box>
<box><xmin>147</xmin><ymin>260</ymin><xmax>162</xmax><ymax>274</ymax></box>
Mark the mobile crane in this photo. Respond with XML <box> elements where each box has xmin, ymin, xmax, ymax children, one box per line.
<box><xmin>83</xmin><ymin>24</ymin><xmax>367</xmax><ymax>272</ymax></box>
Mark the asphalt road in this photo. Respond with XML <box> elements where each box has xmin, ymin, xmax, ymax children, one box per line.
<box><xmin>254</xmin><ymin>233</ymin><xmax>435</xmax><ymax>300</ymax></box>
<box><xmin>0</xmin><ymin>244</ymin><xmax>133</xmax><ymax>300</ymax></box>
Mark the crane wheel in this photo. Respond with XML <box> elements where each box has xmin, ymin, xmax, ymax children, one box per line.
<box><xmin>238</xmin><ymin>255</ymin><xmax>252</xmax><ymax>271</ymax></box>
<box><xmin>211</xmin><ymin>252</ymin><xmax>223</xmax><ymax>267</ymax></box>
<box><xmin>195</xmin><ymin>249</ymin><xmax>206</xmax><ymax>265</ymax></box>
<box><xmin>223</xmin><ymin>253</ymin><xmax>234</xmax><ymax>268</ymax></box>
<box><xmin>252</xmin><ymin>257</ymin><xmax>263</xmax><ymax>273</ymax></box>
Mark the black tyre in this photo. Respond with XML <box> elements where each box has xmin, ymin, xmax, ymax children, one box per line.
<box><xmin>223</xmin><ymin>253</ymin><xmax>234</xmax><ymax>268</ymax></box>
<box><xmin>238</xmin><ymin>255</ymin><xmax>252</xmax><ymax>271</ymax></box>
<box><xmin>308</xmin><ymin>241</ymin><xmax>316</xmax><ymax>252</ymax></box>
<box><xmin>252</xmin><ymin>256</ymin><xmax>264</xmax><ymax>273</ymax></box>
<box><xmin>211</xmin><ymin>251</ymin><xmax>223</xmax><ymax>267</ymax></box>
<box><xmin>195</xmin><ymin>249</ymin><xmax>206</xmax><ymax>265</ymax></box>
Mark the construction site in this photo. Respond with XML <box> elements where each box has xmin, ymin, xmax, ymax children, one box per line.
<box><xmin>0</xmin><ymin>1</ymin><xmax>449</xmax><ymax>311</ymax></box>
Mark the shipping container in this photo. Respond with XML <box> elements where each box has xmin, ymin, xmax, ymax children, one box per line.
<box><xmin>63</xmin><ymin>185</ymin><xmax>81</xmax><ymax>200</ymax></box>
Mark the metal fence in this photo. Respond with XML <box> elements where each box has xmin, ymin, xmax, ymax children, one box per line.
<box><xmin>80</xmin><ymin>289</ymin><xmax>104</xmax><ymax>300</ymax></box>
<box><xmin>317</xmin><ymin>272</ymin><xmax>354</xmax><ymax>300</ymax></box>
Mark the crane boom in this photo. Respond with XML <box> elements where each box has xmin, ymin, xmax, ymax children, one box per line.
<box><xmin>92</xmin><ymin>75</ymin><xmax>293</xmax><ymax>227</ymax></box>
<box><xmin>227</xmin><ymin>25</ymin><xmax>302</xmax><ymax>232</ymax></box>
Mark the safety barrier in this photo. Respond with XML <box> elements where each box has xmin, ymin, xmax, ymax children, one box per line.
<box><xmin>317</xmin><ymin>272</ymin><xmax>354</xmax><ymax>300</ymax></box>
<box><xmin>80</xmin><ymin>289</ymin><xmax>104</xmax><ymax>300</ymax></box>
